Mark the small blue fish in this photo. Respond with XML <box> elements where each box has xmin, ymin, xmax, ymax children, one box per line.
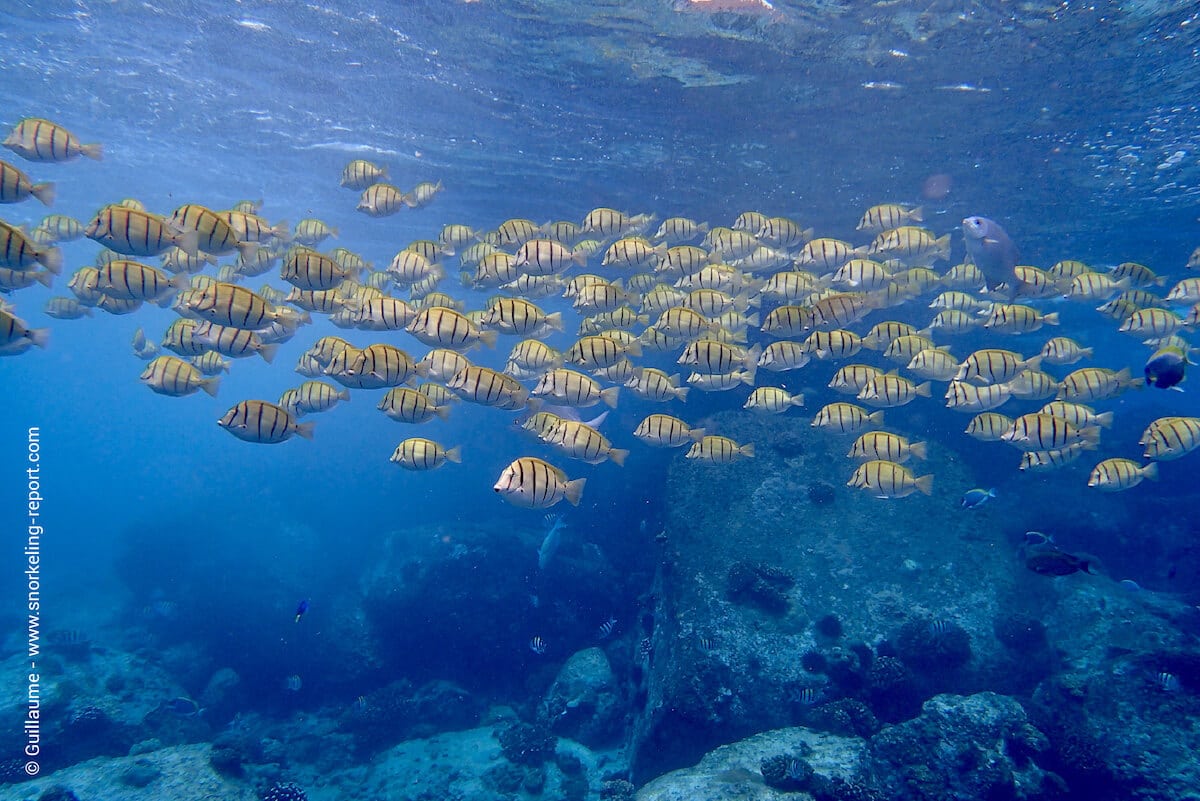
<box><xmin>294</xmin><ymin>599</ymin><xmax>310</xmax><ymax>623</ymax></box>
<box><xmin>597</xmin><ymin>616</ymin><xmax>617</xmax><ymax>639</ymax></box>
<box><xmin>961</xmin><ymin>488</ymin><xmax>996</xmax><ymax>509</ymax></box>
<box><xmin>529</xmin><ymin>636</ymin><xmax>547</xmax><ymax>655</ymax></box>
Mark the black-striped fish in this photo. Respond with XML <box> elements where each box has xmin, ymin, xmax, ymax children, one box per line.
<box><xmin>140</xmin><ymin>356</ymin><xmax>219</xmax><ymax>397</ymax></box>
<box><xmin>356</xmin><ymin>183</ymin><xmax>410</xmax><ymax>217</ymax></box>
<box><xmin>390</xmin><ymin>438</ymin><xmax>461</xmax><ymax>470</ymax></box>
<box><xmin>494</xmin><ymin>457</ymin><xmax>586</xmax><ymax>508</ymax></box>
<box><xmin>217</xmin><ymin>400</ymin><xmax>314</xmax><ymax>444</ymax></box>
<box><xmin>0</xmin><ymin>220</ymin><xmax>62</xmax><ymax>274</ymax></box>
<box><xmin>0</xmin><ymin>309</ymin><xmax>48</xmax><ymax>352</ymax></box>
<box><xmin>4</xmin><ymin>118</ymin><xmax>102</xmax><ymax>162</ymax></box>
<box><xmin>0</xmin><ymin>159</ymin><xmax>54</xmax><ymax>205</ymax></box>
<box><xmin>85</xmin><ymin>205</ymin><xmax>199</xmax><ymax>258</ymax></box>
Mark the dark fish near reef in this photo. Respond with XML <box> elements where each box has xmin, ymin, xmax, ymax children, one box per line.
<box><xmin>1144</xmin><ymin>345</ymin><xmax>1187</xmax><ymax>390</ymax></box>
<box><xmin>961</xmin><ymin>488</ymin><xmax>996</xmax><ymax>509</ymax></box>
<box><xmin>1019</xmin><ymin>532</ymin><xmax>1094</xmax><ymax>576</ymax></box>
<box><xmin>294</xmin><ymin>599</ymin><xmax>310</xmax><ymax>623</ymax></box>
<box><xmin>962</xmin><ymin>216</ymin><xmax>1018</xmax><ymax>291</ymax></box>
<box><xmin>162</xmin><ymin>697</ymin><xmax>201</xmax><ymax>717</ymax></box>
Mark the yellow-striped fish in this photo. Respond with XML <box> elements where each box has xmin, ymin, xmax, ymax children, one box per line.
<box><xmin>86</xmin><ymin>205</ymin><xmax>199</xmax><ymax>258</ymax></box>
<box><xmin>447</xmin><ymin>365</ymin><xmax>530</xmax><ymax>409</ymax></box>
<box><xmin>964</xmin><ymin>412</ymin><xmax>1013</xmax><ymax>441</ymax></box>
<box><xmin>218</xmin><ymin>400</ymin><xmax>314</xmax><ymax>443</ymax></box>
<box><xmin>1088</xmin><ymin>459</ymin><xmax>1157</xmax><ymax>491</ymax></box>
<box><xmin>357</xmin><ymin>184</ymin><xmax>410</xmax><ymax>217</ymax></box>
<box><xmin>848</xmin><ymin>460</ymin><xmax>932</xmax><ymax>498</ymax></box>
<box><xmin>494</xmin><ymin>457</ymin><xmax>585</xmax><ymax>508</ymax></box>
<box><xmin>140</xmin><ymin>355</ymin><xmax>218</xmax><ymax>397</ymax></box>
<box><xmin>1001</xmin><ymin>413</ymin><xmax>1100</xmax><ymax>452</ymax></box>
<box><xmin>4</xmin><ymin>118</ymin><xmax>102</xmax><ymax>162</ymax></box>
<box><xmin>0</xmin><ymin>220</ymin><xmax>62</xmax><ymax>274</ymax></box>
<box><xmin>812</xmin><ymin>402</ymin><xmax>884</xmax><ymax>433</ymax></box>
<box><xmin>543</xmin><ymin>420</ymin><xmax>628</xmax><ymax>466</ymax></box>
<box><xmin>533</xmin><ymin>368</ymin><xmax>619</xmax><ymax>408</ymax></box>
<box><xmin>743</xmin><ymin>387</ymin><xmax>804</xmax><ymax>413</ymax></box>
<box><xmin>390</xmin><ymin>438</ymin><xmax>461</xmax><ymax>470</ymax></box>
<box><xmin>0</xmin><ymin>159</ymin><xmax>54</xmax><ymax>205</ymax></box>
<box><xmin>379</xmin><ymin>387</ymin><xmax>450</xmax><ymax>423</ymax></box>
<box><xmin>340</xmin><ymin>159</ymin><xmax>389</xmax><ymax>190</ymax></box>
<box><xmin>0</xmin><ymin>309</ymin><xmax>48</xmax><ymax>351</ymax></box>
<box><xmin>1040</xmin><ymin>337</ymin><xmax>1093</xmax><ymax>365</ymax></box>
<box><xmin>1056</xmin><ymin>367</ymin><xmax>1140</xmax><ymax>401</ymax></box>
<box><xmin>407</xmin><ymin>306</ymin><xmax>498</xmax><ymax>350</ymax></box>
<box><xmin>1140</xmin><ymin>416</ymin><xmax>1200</xmax><ymax>460</ymax></box>
<box><xmin>633</xmin><ymin>414</ymin><xmax>704</xmax><ymax>447</ymax></box>
<box><xmin>856</xmin><ymin>204</ymin><xmax>923</xmax><ymax>233</ymax></box>
<box><xmin>848</xmin><ymin>431</ymin><xmax>927</xmax><ymax>463</ymax></box>
<box><xmin>685</xmin><ymin>435</ymin><xmax>754</xmax><ymax>463</ymax></box>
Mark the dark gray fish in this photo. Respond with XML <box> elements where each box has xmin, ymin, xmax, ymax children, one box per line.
<box><xmin>962</xmin><ymin>216</ymin><xmax>1018</xmax><ymax>290</ymax></box>
<box><xmin>162</xmin><ymin>696</ymin><xmax>200</xmax><ymax>716</ymax></box>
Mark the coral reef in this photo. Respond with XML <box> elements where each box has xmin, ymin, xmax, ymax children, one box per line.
<box><xmin>259</xmin><ymin>782</ymin><xmax>306</xmax><ymax>801</ymax></box>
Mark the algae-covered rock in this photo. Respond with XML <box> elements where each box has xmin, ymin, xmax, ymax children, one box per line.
<box><xmin>544</xmin><ymin>647</ymin><xmax>623</xmax><ymax>747</ymax></box>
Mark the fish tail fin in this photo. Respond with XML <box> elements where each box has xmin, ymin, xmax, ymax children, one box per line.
<box><xmin>338</xmin><ymin>389</ymin><xmax>351</xmax><ymax>402</ymax></box>
<box><xmin>909</xmin><ymin>440</ymin><xmax>928</xmax><ymax>460</ymax></box>
<box><xmin>1095</xmin><ymin>410</ymin><xmax>1114</xmax><ymax>428</ymax></box>
<box><xmin>545</xmin><ymin>311</ymin><xmax>564</xmax><ymax>332</ymax></box>
<box><xmin>739</xmin><ymin>369</ymin><xmax>756</xmax><ymax>386</ymax></box>
<box><xmin>294</xmin><ymin>421</ymin><xmax>316</xmax><ymax>441</ymax></box>
<box><xmin>201</xmin><ymin>376</ymin><xmax>221</xmax><ymax>397</ymax></box>
<box><xmin>909</xmin><ymin>206</ymin><xmax>924</xmax><ymax>223</ymax></box>
<box><xmin>601</xmin><ymin>386</ymin><xmax>620</xmax><ymax>408</ymax></box>
<box><xmin>1024</xmin><ymin>354</ymin><xmax>1044</xmax><ymax>372</ymax></box>
<box><xmin>176</xmin><ymin>229</ymin><xmax>200</xmax><ymax>259</ymax></box>
<box><xmin>743</xmin><ymin>312</ymin><xmax>760</xmax><ymax>326</ymax></box>
<box><xmin>1141</xmin><ymin>461</ymin><xmax>1159</xmax><ymax>481</ymax></box>
<box><xmin>38</xmin><ymin>245</ymin><xmax>63</xmax><ymax>274</ymax></box>
<box><xmin>31</xmin><ymin>182</ymin><xmax>55</xmax><ymax>206</ymax></box>
<box><xmin>739</xmin><ymin>443</ymin><xmax>756</xmax><ymax>458</ymax></box>
<box><xmin>81</xmin><ymin>143</ymin><xmax>104</xmax><ymax>161</ymax></box>
<box><xmin>689</xmin><ymin>427</ymin><xmax>707</xmax><ymax>441</ymax></box>
<box><xmin>1042</xmin><ymin>312</ymin><xmax>1060</xmax><ymax>325</ymax></box>
<box><xmin>608</xmin><ymin>448</ymin><xmax>629</xmax><ymax>467</ymax></box>
<box><xmin>915</xmin><ymin>474</ymin><xmax>934</xmax><ymax>496</ymax></box>
<box><xmin>432</xmin><ymin>404</ymin><xmax>450</xmax><ymax>421</ymax></box>
<box><xmin>674</xmin><ymin>386</ymin><xmax>690</xmax><ymax>402</ymax></box>
<box><xmin>868</xmin><ymin>410</ymin><xmax>886</xmax><ymax>425</ymax></box>
<box><xmin>1081</xmin><ymin>347</ymin><xmax>1095</xmax><ymax>359</ymax></box>
<box><xmin>914</xmin><ymin>381</ymin><xmax>932</xmax><ymax>398</ymax></box>
<box><xmin>624</xmin><ymin>340</ymin><xmax>643</xmax><ymax>358</ymax></box>
<box><xmin>258</xmin><ymin>343</ymin><xmax>280</xmax><ymax>364</ymax></box>
<box><xmin>935</xmin><ymin>234</ymin><xmax>951</xmax><ymax>260</ymax></box>
<box><xmin>790</xmin><ymin>393</ymin><xmax>805</xmax><ymax>408</ymax></box>
<box><xmin>27</xmin><ymin>327</ymin><xmax>50</xmax><ymax>349</ymax></box>
<box><xmin>479</xmin><ymin>329</ymin><xmax>499</xmax><ymax>349</ymax></box>
<box><xmin>34</xmin><ymin>270</ymin><xmax>54</xmax><ymax>288</ymax></box>
<box><xmin>1081</xmin><ymin>426</ymin><xmax>1102</xmax><ymax>446</ymax></box>
<box><xmin>444</xmin><ymin>446</ymin><xmax>463</xmax><ymax>464</ymax></box>
<box><xmin>564</xmin><ymin>477</ymin><xmax>587</xmax><ymax>506</ymax></box>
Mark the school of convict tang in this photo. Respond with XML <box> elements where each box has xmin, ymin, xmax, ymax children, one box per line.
<box><xmin>4</xmin><ymin>116</ymin><xmax>1200</xmax><ymax>507</ymax></box>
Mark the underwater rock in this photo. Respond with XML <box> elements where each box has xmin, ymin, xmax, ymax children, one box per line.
<box><xmin>117</xmin><ymin>758</ymin><xmax>160</xmax><ymax>787</ymax></box>
<box><xmin>0</xmin><ymin>744</ymin><xmax>257</xmax><ymax>801</ymax></box>
<box><xmin>636</xmin><ymin>726</ymin><xmax>869</xmax><ymax>801</ymax></box>
<box><xmin>36</xmin><ymin>788</ymin><xmax>79</xmax><ymax>801</ymax></box>
<box><xmin>726</xmin><ymin>561</ymin><xmax>795</xmax><ymax>614</ymax></box>
<box><xmin>544</xmin><ymin>647</ymin><xmax>623</xmax><ymax>747</ymax></box>
<box><xmin>497</xmin><ymin>720</ymin><xmax>557</xmax><ymax>766</ymax></box>
<box><xmin>869</xmin><ymin>693</ymin><xmax>1058</xmax><ymax>801</ymax></box>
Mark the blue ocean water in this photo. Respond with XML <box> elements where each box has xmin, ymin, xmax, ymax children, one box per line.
<box><xmin>2</xmin><ymin>1</ymin><xmax>1200</xmax><ymax>798</ymax></box>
